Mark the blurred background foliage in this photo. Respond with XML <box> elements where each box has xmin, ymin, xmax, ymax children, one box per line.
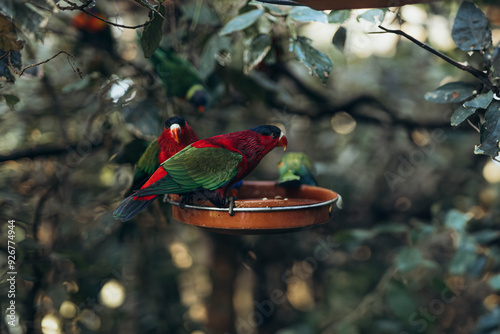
<box><xmin>1</xmin><ymin>0</ymin><xmax>500</xmax><ymax>333</ymax></box>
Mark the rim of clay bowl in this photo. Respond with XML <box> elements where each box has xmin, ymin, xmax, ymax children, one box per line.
<box><xmin>164</xmin><ymin>192</ymin><xmax>342</xmax><ymax>212</ymax></box>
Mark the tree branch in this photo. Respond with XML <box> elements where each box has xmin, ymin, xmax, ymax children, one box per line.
<box><xmin>80</xmin><ymin>8</ymin><xmax>153</xmax><ymax>30</ymax></box>
<box><xmin>0</xmin><ymin>142</ymin><xmax>103</xmax><ymax>163</ymax></box>
<box><xmin>12</xmin><ymin>51</ymin><xmax>82</xmax><ymax>78</ymax></box>
<box><xmin>377</xmin><ymin>25</ymin><xmax>498</xmax><ymax>95</ymax></box>
<box><xmin>57</xmin><ymin>0</ymin><xmax>155</xmax><ymax>29</ymax></box>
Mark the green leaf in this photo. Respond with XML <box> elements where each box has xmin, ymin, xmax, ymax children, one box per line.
<box><xmin>386</xmin><ymin>282</ymin><xmax>417</xmax><ymax>319</ymax></box>
<box><xmin>475</xmin><ymin>101</ymin><xmax>500</xmax><ymax>156</ymax></box>
<box><xmin>140</xmin><ymin>5</ymin><xmax>165</xmax><ymax>58</ymax></box>
<box><xmin>489</xmin><ymin>274</ymin><xmax>500</xmax><ymax>291</ymax></box>
<box><xmin>328</xmin><ymin>10</ymin><xmax>350</xmax><ymax>24</ymax></box>
<box><xmin>292</xmin><ymin>36</ymin><xmax>333</xmax><ymax>84</ymax></box>
<box><xmin>396</xmin><ymin>247</ymin><xmax>423</xmax><ymax>273</ymax></box>
<box><xmin>449</xmin><ymin>236</ymin><xmax>477</xmax><ymax>275</ymax></box>
<box><xmin>249</xmin><ymin>1</ymin><xmax>287</xmax><ymax>14</ymax></box>
<box><xmin>244</xmin><ymin>34</ymin><xmax>271</xmax><ymax>74</ymax></box>
<box><xmin>474</xmin><ymin>308</ymin><xmax>500</xmax><ymax>333</ymax></box>
<box><xmin>332</xmin><ymin>26</ymin><xmax>346</xmax><ymax>52</ymax></box>
<box><xmin>358</xmin><ymin>9</ymin><xmax>385</xmax><ymax>24</ymax></box>
<box><xmin>451</xmin><ymin>91</ymin><xmax>493</xmax><ymax>126</ymax></box>
<box><xmin>349</xmin><ymin>229</ymin><xmax>376</xmax><ymax>241</ymax></box>
<box><xmin>473</xmin><ymin>230</ymin><xmax>500</xmax><ymax>244</ymax></box>
<box><xmin>444</xmin><ymin>209</ymin><xmax>470</xmax><ymax>233</ymax></box>
<box><xmin>464</xmin><ymin>90</ymin><xmax>494</xmax><ymax>109</ymax></box>
<box><xmin>2</xmin><ymin>94</ymin><xmax>19</xmax><ymax>108</ymax></box>
<box><xmin>134</xmin><ymin>0</ymin><xmax>165</xmax><ymax>19</ymax></box>
<box><xmin>424</xmin><ymin>82</ymin><xmax>477</xmax><ymax>103</ymax></box>
<box><xmin>289</xmin><ymin>7</ymin><xmax>328</xmax><ymax>24</ymax></box>
<box><xmin>372</xmin><ymin>223</ymin><xmax>408</xmax><ymax>234</ymax></box>
<box><xmin>451</xmin><ymin>105</ymin><xmax>476</xmax><ymax>126</ymax></box>
<box><xmin>199</xmin><ymin>34</ymin><xmax>232</xmax><ymax>79</ymax></box>
<box><xmin>219</xmin><ymin>9</ymin><xmax>264</xmax><ymax>35</ymax></box>
<box><xmin>452</xmin><ymin>1</ymin><xmax>491</xmax><ymax>51</ymax></box>
<box><xmin>409</xmin><ymin>222</ymin><xmax>435</xmax><ymax>244</ymax></box>
<box><xmin>492</xmin><ymin>47</ymin><xmax>500</xmax><ymax>78</ymax></box>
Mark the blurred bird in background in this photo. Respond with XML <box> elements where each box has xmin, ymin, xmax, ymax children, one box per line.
<box><xmin>149</xmin><ymin>47</ymin><xmax>209</xmax><ymax>113</ymax></box>
<box><xmin>277</xmin><ymin>152</ymin><xmax>317</xmax><ymax>187</ymax></box>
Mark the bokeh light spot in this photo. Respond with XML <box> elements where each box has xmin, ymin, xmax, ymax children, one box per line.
<box><xmin>99</xmin><ymin>279</ymin><xmax>126</xmax><ymax>309</ymax></box>
<box><xmin>59</xmin><ymin>300</ymin><xmax>78</xmax><ymax>319</ymax></box>
<box><xmin>331</xmin><ymin>112</ymin><xmax>356</xmax><ymax>134</ymax></box>
<box><xmin>483</xmin><ymin>160</ymin><xmax>500</xmax><ymax>183</ymax></box>
<box><xmin>41</xmin><ymin>314</ymin><xmax>61</xmax><ymax>334</ymax></box>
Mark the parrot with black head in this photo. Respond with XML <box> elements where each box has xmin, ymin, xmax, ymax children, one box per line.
<box><xmin>149</xmin><ymin>47</ymin><xmax>209</xmax><ymax>113</ymax></box>
<box><xmin>125</xmin><ymin>116</ymin><xmax>199</xmax><ymax>196</ymax></box>
<box><xmin>114</xmin><ymin>125</ymin><xmax>287</xmax><ymax>221</ymax></box>
<box><xmin>277</xmin><ymin>152</ymin><xmax>317</xmax><ymax>187</ymax></box>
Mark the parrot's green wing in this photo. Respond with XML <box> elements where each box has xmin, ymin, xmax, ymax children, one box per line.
<box><xmin>136</xmin><ymin>139</ymin><xmax>160</xmax><ymax>175</ymax></box>
<box><xmin>150</xmin><ymin>48</ymin><xmax>202</xmax><ymax>99</ymax></box>
<box><xmin>135</xmin><ymin>146</ymin><xmax>242</xmax><ymax>196</ymax></box>
<box><xmin>124</xmin><ymin>139</ymin><xmax>160</xmax><ymax>197</ymax></box>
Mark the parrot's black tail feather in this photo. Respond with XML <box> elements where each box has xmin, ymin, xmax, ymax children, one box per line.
<box><xmin>113</xmin><ymin>195</ymin><xmax>155</xmax><ymax>221</ymax></box>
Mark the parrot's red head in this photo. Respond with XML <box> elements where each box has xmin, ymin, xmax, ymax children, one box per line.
<box><xmin>250</xmin><ymin>125</ymin><xmax>287</xmax><ymax>151</ymax></box>
<box><xmin>157</xmin><ymin>116</ymin><xmax>200</xmax><ymax>164</ymax></box>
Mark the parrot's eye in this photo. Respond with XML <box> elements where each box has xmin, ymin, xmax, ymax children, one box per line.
<box><xmin>271</xmin><ymin>132</ymin><xmax>278</xmax><ymax>139</ymax></box>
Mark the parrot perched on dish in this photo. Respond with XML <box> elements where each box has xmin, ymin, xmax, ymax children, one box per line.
<box><xmin>114</xmin><ymin>125</ymin><xmax>287</xmax><ymax>221</ymax></box>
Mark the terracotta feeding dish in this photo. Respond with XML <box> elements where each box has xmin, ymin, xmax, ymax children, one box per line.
<box><xmin>165</xmin><ymin>181</ymin><xmax>342</xmax><ymax>234</ymax></box>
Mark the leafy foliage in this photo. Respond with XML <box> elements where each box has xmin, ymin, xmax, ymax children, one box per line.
<box><xmin>332</xmin><ymin>26</ymin><xmax>346</xmax><ymax>52</ymax></box>
<box><xmin>291</xmin><ymin>36</ymin><xmax>333</xmax><ymax>84</ymax></box>
<box><xmin>452</xmin><ymin>1</ymin><xmax>491</xmax><ymax>51</ymax></box>
<box><xmin>140</xmin><ymin>4</ymin><xmax>165</xmax><ymax>58</ymax></box>
<box><xmin>475</xmin><ymin>101</ymin><xmax>500</xmax><ymax>156</ymax></box>
<box><xmin>1</xmin><ymin>93</ymin><xmax>20</xmax><ymax>108</ymax></box>
<box><xmin>288</xmin><ymin>7</ymin><xmax>328</xmax><ymax>23</ymax></box>
<box><xmin>0</xmin><ymin>0</ymin><xmax>57</xmax><ymax>40</ymax></box>
<box><xmin>424</xmin><ymin>1</ymin><xmax>500</xmax><ymax>158</ymax></box>
<box><xmin>424</xmin><ymin>81</ymin><xmax>477</xmax><ymax>104</ymax></box>
<box><xmin>219</xmin><ymin>9</ymin><xmax>264</xmax><ymax>35</ymax></box>
<box><xmin>328</xmin><ymin>9</ymin><xmax>350</xmax><ymax>23</ymax></box>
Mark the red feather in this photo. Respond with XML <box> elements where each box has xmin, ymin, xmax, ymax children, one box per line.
<box><xmin>158</xmin><ymin>122</ymin><xmax>199</xmax><ymax>164</ymax></box>
<box><xmin>133</xmin><ymin>168</ymin><xmax>168</xmax><ymax>201</ymax></box>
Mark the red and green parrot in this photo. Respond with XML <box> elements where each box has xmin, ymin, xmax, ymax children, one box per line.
<box><xmin>71</xmin><ymin>8</ymin><xmax>119</xmax><ymax>75</ymax></box>
<box><xmin>277</xmin><ymin>152</ymin><xmax>317</xmax><ymax>187</ymax></box>
<box><xmin>150</xmin><ymin>47</ymin><xmax>209</xmax><ymax>113</ymax></box>
<box><xmin>114</xmin><ymin>125</ymin><xmax>288</xmax><ymax>221</ymax></box>
<box><xmin>125</xmin><ymin>116</ymin><xmax>199</xmax><ymax>196</ymax></box>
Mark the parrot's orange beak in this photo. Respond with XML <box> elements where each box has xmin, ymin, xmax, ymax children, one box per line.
<box><xmin>278</xmin><ymin>133</ymin><xmax>287</xmax><ymax>151</ymax></box>
<box><xmin>170</xmin><ymin>124</ymin><xmax>181</xmax><ymax>144</ymax></box>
